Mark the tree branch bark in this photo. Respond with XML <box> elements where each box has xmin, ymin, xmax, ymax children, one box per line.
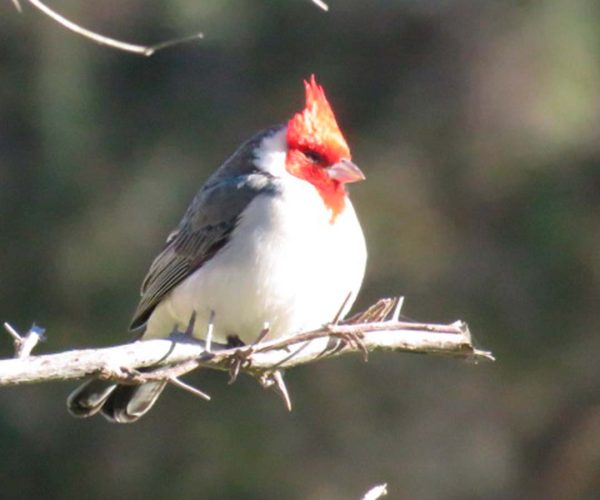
<box><xmin>0</xmin><ymin>298</ymin><xmax>494</xmax><ymax>388</ymax></box>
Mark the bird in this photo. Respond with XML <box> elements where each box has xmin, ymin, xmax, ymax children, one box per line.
<box><xmin>67</xmin><ymin>75</ymin><xmax>367</xmax><ymax>423</ymax></box>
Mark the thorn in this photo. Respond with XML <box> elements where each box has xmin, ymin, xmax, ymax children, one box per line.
<box><xmin>205</xmin><ymin>310</ymin><xmax>215</xmax><ymax>352</ymax></box>
<box><xmin>332</xmin><ymin>292</ymin><xmax>352</xmax><ymax>325</ymax></box>
<box><xmin>4</xmin><ymin>322</ymin><xmax>46</xmax><ymax>358</ymax></box>
<box><xmin>270</xmin><ymin>371</ymin><xmax>292</xmax><ymax>411</ymax></box>
<box><xmin>3</xmin><ymin>322</ymin><xmax>22</xmax><ymax>342</ymax></box>
<box><xmin>228</xmin><ymin>356</ymin><xmax>242</xmax><ymax>384</ymax></box>
<box><xmin>252</xmin><ymin>322</ymin><xmax>270</xmax><ymax>345</ymax></box>
<box><xmin>377</xmin><ymin>298</ymin><xmax>396</xmax><ymax>322</ymax></box>
<box><xmin>473</xmin><ymin>349</ymin><xmax>496</xmax><ymax>362</ymax></box>
<box><xmin>169</xmin><ymin>377</ymin><xmax>211</xmax><ymax>401</ymax></box>
<box><xmin>390</xmin><ymin>296</ymin><xmax>405</xmax><ymax>322</ymax></box>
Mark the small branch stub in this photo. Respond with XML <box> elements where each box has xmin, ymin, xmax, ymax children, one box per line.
<box><xmin>3</xmin><ymin>322</ymin><xmax>45</xmax><ymax>359</ymax></box>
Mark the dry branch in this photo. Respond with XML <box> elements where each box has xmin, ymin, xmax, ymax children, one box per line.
<box><xmin>14</xmin><ymin>0</ymin><xmax>203</xmax><ymax>56</ymax></box>
<box><xmin>0</xmin><ymin>298</ymin><xmax>494</xmax><ymax>390</ymax></box>
<box><xmin>13</xmin><ymin>0</ymin><xmax>328</xmax><ymax>56</ymax></box>
<box><xmin>310</xmin><ymin>0</ymin><xmax>329</xmax><ymax>11</ymax></box>
<box><xmin>361</xmin><ymin>483</ymin><xmax>388</xmax><ymax>500</ymax></box>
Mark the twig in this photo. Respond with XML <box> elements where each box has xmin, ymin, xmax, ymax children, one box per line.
<box><xmin>204</xmin><ymin>310</ymin><xmax>215</xmax><ymax>352</ymax></box>
<box><xmin>361</xmin><ymin>483</ymin><xmax>388</xmax><ymax>500</ymax></box>
<box><xmin>252</xmin><ymin>322</ymin><xmax>271</xmax><ymax>345</ymax></box>
<box><xmin>21</xmin><ymin>0</ymin><xmax>203</xmax><ymax>56</ymax></box>
<box><xmin>390</xmin><ymin>296</ymin><xmax>404</xmax><ymax>322</ymax></box>
<box><xmin>310</xmin><ymin>0</ymin><xmax>329</xmax><ymax>12</ymax></box>
<box><xmin>3</xmin><ymin>322</ymin><xmax>45</xmax><ymax>358</ymax></box>
<box><xmin>168</xmin><ymin>376</ymin><xmax>211</xmax><ymax>401</ymax></box>
<box><xmin>332</xmin><ymin>292</ymin><xmax>352</xmax><ymax>325</ymax></box>
<box><xmin>11</xmin><ymin>0</ymin><xmax>22</xmax><ymax>13</ymax></box>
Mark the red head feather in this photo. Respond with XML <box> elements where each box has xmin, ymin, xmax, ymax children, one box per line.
<box><xmin>285</xmin><ymin>76</ymin><xmax>354</xmax><ymax>221</ymax></box>
<box><xmin>286</xmin><ymin>75</ymin><xmax>351</xmax><ymax>163</ymax></box>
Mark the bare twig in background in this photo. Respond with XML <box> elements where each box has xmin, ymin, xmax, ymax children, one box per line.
<box><xmin>0</xmin><ymin>298</ymin><xmax>494</xmax><ymax>391</ymax></box>
<box><xmin>12</xmin><ymin>0</ymin><xmax>329</xmax><ymax>56</ymax></box>
<box><xmin>310</xmin><ymin>0</ymin><xmax>329</xmax><ymax>12</ymax></box>
<box><xmin>14</xmin><ymin>0</ymin><xmax>203</xmax><ymax>56</ymax></box>
<box><xmin>361</xmin><ymin>483</ymin><xmax>388</xmax><ymax>500</ymax></box>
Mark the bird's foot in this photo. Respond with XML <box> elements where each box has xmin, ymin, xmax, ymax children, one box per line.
<box><xmin>226</xmin><ymin>322</ymin><xmax>271</xmax><ymax>383</ymax></box>
<box><xmin>184</xmin><ymin>310</ymin><xmax>197</xmax><ymax>337</ymax></box>
<box><xmin>227</xmin><ymin>347</ymin><xmax>253</xmax><ymax>384</ymax></box>
<box><xmin>336</xmin><ymin>330</ymin><xmax>369</xmax><ymax>362</ymax></box>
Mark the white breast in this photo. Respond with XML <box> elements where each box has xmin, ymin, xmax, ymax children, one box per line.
<box><xmin>144</xmin><ymin>175</ymin><xmax>366</xmax><ymax>344</ymax></box>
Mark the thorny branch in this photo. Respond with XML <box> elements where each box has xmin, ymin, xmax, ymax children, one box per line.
<box><xmin>10</xmin><ymin>0</ymin><xmax>328</xmax><ymax>56</ymax></box>
<box><xmin>0</xmin><ymin>298</ymin><xmax>494</xmax><ymax>408</ymax></box>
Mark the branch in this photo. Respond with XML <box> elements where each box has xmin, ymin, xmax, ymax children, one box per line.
<box><xmin>3</xmin><ymin>322</ymin><xmax>45</xmax><ymax>358</ymax></box>
<box><xmin>309</xmin><ymin>0</ymin><xmax>329</xmax><ymax>11</ymax></box>
<box><xmin>11</xmin><ymin>0</ymin><xmax>329</xmax><ymax>56</ymax></box>
<box><xmin>14</xmin><ymin>0</ymin><xmax>203</xmax><ymax>56</ymax></box>
<box><xmin>0</xmin><ymin>298</ymin><xmax>494</xmax><ymax>389</ymax></box>
<box><xmin>361</xmin><ymin>483</ymin><xmax>388</xmax><ymax>500</ymax></box>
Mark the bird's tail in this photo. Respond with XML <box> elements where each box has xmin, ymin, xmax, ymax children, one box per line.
<box><xmin>67</xmin><ymin>378</ymin><xmax>167</xmax><ymax>423</ymax></box>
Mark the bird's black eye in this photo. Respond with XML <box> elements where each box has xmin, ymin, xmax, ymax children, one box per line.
<box><xmin>303</xmin><ymin>150</ymin><xmax>326</xmax><ymax>165</ymax></box>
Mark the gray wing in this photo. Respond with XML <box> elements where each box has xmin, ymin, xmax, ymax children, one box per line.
<box><xmin>129</xmin><ymin>171</ymin><xmax>278</xmax><ymax>330</ymax></box>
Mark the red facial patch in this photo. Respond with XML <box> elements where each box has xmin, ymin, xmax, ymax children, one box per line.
<box><xmin>286</xmin><ymin>76</ymin><xmax>351</xmax><ymax>221</ymax></box>
<box><xmin>286</xmin><ymin>149</ymin><xmax>347</xmax><ymax>219</ymax></box>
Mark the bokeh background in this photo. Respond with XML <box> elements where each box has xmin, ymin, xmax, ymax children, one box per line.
<box><xmin>1</xmin><ymin>1</ymin><xmax>599</xmax><ymax>499</ymax></box>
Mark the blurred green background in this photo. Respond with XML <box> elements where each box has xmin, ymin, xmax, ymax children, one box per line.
<box><xmin>1</xmin><ymin>1</ymin><xmax>599</xmax><ymax>499</ymax></box>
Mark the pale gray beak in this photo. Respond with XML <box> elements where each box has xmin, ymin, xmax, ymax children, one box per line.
<box><xmin>327</xmin><ymin>159</ymin><xmax>366</xmax><ymax>183</ymax></box>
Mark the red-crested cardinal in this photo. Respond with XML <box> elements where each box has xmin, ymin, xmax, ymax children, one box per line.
<box><xmin>68</xmin><ymin>76</ymin><xmax>367</xmax><ymax>423</ymax></box>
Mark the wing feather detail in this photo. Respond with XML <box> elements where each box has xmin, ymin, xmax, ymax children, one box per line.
<box><xmin>129</xmin><ymin>169</ymin><xmax>278</xmax><ymax>331</ymax></box>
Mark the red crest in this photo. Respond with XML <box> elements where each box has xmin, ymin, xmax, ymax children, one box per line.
<box><xmin>287</xmin><ymin>75</ymin><xmax>350</xmax><ymax>163</ymax></box>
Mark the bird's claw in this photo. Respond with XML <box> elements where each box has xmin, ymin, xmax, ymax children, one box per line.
<box><xmin>227</xmin><ymin>346</ymin><xmax>255</xmax><ymax>384</ymax></box>
<box><xmin>337</xmin><ymin>331</ymin><xmax>369</xmax><ymax>362</ymax></box>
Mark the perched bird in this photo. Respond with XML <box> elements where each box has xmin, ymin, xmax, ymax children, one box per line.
<box><xmin>68</xmin><ymin>76</ymin><xmax>367</xmax><ymax>423</ymax></box>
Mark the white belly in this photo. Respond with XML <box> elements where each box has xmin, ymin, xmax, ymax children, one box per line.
<box><xmin>144</xmin><ymin>179</ymin><xmax>366</xmax><ymax>344</ymax></box>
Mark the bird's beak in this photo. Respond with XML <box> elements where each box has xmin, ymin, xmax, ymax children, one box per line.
<box><xmin>327</xmin><ymin>159</ymin><xmax>366</xmax><ymax>184</ymax></box>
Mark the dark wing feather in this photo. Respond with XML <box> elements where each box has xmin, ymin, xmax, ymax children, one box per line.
<box><xmin>129</xmin><ymin>169</ymin><xmax>278</xmax><ymax>331</ymax></box>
